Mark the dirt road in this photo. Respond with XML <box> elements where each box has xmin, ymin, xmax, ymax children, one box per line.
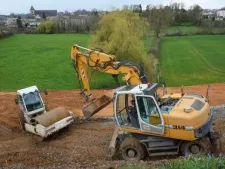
<box><xmin>0</xmin><ymin>83</ymin><xmax>225</xmax><ymax>168</ymax></box>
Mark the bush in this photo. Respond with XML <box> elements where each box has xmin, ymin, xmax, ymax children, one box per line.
<box><xmin>148</xmin><ymin>38</ymin><xmax>161</xmax><ymax>57</ymax></box>
<box><xmin>36</xmin><ymin>21</ymin><xmax>59</xmax><ymax>34</ymax></box>
<box><xmin>196</xmin><ymin>29</ymin><xmax>214</xmax><ymax>35</ymax></box>
<box><xmin>214</xmin><ymin>21</ymin><xmax>225</xmax><ymax>28</ymax></box>
<box><xmin>165</xmin><ymin>31</ymin><xmax>187</xmax><ymax>37</ymax></box>
<box><xmin>0</xmin><ymin>30</ymin><xmax>13</xmax><ymax>39</ymax></box>
<box><xmin>148</xmin><ymin>46</ymin><xmax>158</xmax><ymax>56</ymax></box>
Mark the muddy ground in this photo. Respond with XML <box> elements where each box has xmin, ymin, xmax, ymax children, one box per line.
<box><xmin>0</xmin><ymin>83</ymin><xmax>225</xmax><ymax>168</ymax></box>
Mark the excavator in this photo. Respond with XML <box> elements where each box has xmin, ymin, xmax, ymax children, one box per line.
<box><xmin>71</xmin><ymin>45</ymin><xmax>221</xmax><ymax>161</ymax></box>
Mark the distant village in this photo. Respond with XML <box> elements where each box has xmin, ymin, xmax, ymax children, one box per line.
<box><xmin>0</xmin><ymin>6</ymin><xmax>225</xmax><ymax>27</ymax></box>
<box><xmin>0</xmin><ymin>6</ymin><xmax>101</xmax><ymax>33</ymax></box>
<box><xmin>0</xmin><ymin>5</ymin><xmax>225</xmax><ymax>34</ymax></box>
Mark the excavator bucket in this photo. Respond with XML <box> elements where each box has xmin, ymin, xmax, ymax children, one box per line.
<box><xmin>82</xmin><ymin>95</ymin><xmax>112</xmax><ymax>118</ymax></box>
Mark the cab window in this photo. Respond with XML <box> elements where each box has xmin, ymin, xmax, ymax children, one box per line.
<box><xmin>115</xmin><ymin>94</ymin><xmax>139</xmax><ymax>128</ymax></box>
<box><xmin>136</xmin><ymin>96</ymin><xmax>162</xmax><ymax>126</ymax></box>
<box><xmin>23</xmin><ymin>91</ymin><xmax>43</xmax><ymax>112</ymax></box>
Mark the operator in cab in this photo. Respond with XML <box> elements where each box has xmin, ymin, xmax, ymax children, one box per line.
<box><xmin>128</xmin><ymin>99</ymin><xmax>139</xmax><ymax>128</ymax></box>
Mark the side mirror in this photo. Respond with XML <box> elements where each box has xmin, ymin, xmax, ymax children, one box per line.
<box><xmin>44</xmin><ymin>101</ymin><xmax>48</xmax><ymax>105</ymax></box>
<box><xmin>15</xmin><ymin>98</ymin><xmax>19</xmax><ymax>105</ymax></box>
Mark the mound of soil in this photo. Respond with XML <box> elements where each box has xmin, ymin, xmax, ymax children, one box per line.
<box><xmin>0</xmin><ymin>83</ymin><xmax>225</xmax><ymax>168</ymax></box>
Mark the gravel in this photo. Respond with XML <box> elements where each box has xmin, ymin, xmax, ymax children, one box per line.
<box><xmin>211</xmin><ymin>104</ymin><xmax>225</xmax><ymax>117</ymax></box>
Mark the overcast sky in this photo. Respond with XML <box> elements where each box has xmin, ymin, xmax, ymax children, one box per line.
<box><xmin>0</xmin><ymin>0</ymin><xmax>224</xmax><ymax>15</ymax></box>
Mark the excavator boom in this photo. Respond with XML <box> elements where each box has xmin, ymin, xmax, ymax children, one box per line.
<box><xmin>71</xmin><ymin>45</ymin><xmax>148</xmax><ymax>118</ymax></box>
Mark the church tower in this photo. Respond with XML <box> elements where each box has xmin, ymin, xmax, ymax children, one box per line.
<box><xmin>30</xmin><ymin>6</ymin><xmax>35</xmax><ymax>15</ymax></box>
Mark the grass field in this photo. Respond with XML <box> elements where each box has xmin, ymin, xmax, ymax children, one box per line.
<box><xmin>165</xmin><ymin>26</ymin><xmax>225</xmax><ymax>36</ymax></box>
<box><xmin>160</xmin><ymin>35</ymin><xmax>225</xmax><ymax>86</ymax></box>
<box><xmin>0</xmin><ymin>34</ymin><xmax>119</xmax><ymax>90</ymax></box>
<box><xmin>166</xmin><ymin>26</ymin><xmax>200</xmax><ymax>35</ymax></box>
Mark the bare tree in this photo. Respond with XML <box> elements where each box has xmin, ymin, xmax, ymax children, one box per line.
<box><xmin>145</xmin><ymin>5</ymin><xmax>172</xmax><ymax>38</ymax></box>
<box><xmin>188</xmin><ymin>5</ymin><xmax>203</xmax><ymax>26</ymax></box>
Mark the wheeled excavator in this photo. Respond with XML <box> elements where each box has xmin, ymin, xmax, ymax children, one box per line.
<box><xmin>71</xmin><ymin>45</ymin><xmax>221</xmax><ymax>161</ymax></box>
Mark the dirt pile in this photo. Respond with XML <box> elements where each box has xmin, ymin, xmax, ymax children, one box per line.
<box><xmin>0</xmin><ymin>83</ymin><xmax>225</xmax><ymax>168</ymax></box>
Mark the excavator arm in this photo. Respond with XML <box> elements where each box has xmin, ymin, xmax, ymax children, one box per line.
<box><xmin>71</xmin><ymin>45</ymin><xmax>147</xmax><ymax>101</ymax></box>
<box><xmin>71</xmin><ymin>44</ymin><xmax>148</xmax><ymax>118</ymax></box>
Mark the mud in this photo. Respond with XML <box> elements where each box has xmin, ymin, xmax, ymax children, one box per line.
<box><xmin>0</xmin><ymin>83</ymin><xmax>225</xmax><ymax>168</ymax></box>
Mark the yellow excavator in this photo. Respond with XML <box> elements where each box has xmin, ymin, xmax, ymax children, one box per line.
<box><xmin>71</xmin><ymin>45</ymin><xmax>220</xmax><ymax>161</ymax></box>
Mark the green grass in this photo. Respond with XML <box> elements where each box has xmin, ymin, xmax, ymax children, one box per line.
<box><xmin>159</xmin><ymin>35</ymin><xmax>225</xmax><ymax>86</ymax></box>
<box><xmin>121</xmin><ymin>156</ymin><xmax>225</xmax><ymax>169</ymax></box>
<box><xmin>165</xmin><ymin>26</ymin><xmax>225</xmax><ymax>36</ymax></box>
<box><xmin>0</xmin><ymin>34</ymin><xmax>117</xmax><ymax>91</ymax></box>
<box><xmin>158</xmin><ymin>156</ymin><xmax>225</xmax><ymax>169</ymax></box>
<box><xmin>166</xmin><ymin>26</ymin><xmax>201</xmax><ymax>35</ymax></box>
<box><xmin>144</xmin><ymin>36</ymin><xmax>156</xmax><ymax>48</ymax></box>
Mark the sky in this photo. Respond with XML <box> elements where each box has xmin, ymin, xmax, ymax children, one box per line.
<box><xmin>0</xmin><ymin>0</ymin><xmax>224</xmax><ymax>15</ymax></box>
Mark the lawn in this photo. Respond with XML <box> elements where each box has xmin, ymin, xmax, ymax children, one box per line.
<box><xmin>159</xmin><ymin>35</ymin><xmax>225</xmax><ymax>86</ymax></box>
<box><xmin>165</xmin><ymin>26</ymin><xmax>225</xmax><ymax>36</ymax></box>
<box><xmin>0</xmin><ymin>34</ymin><xmax>118</xmax><ymax>90</ymax></box>
<box><xmin>166</xmin><ymin>26</ymin><xmax>201</xmax><ymax>35</ymax></box>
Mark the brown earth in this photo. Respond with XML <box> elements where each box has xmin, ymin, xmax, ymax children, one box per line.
<box><xmin>0</xmin><ymin>83</ymin><xmax>225</xmax><ymax>168</ymax></box>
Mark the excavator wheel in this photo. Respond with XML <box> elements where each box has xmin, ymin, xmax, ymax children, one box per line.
<box><xmin>180</xmin><ymin>137</ymin><xmax>211</xmax><ymax>156</ymax></box>
<box><xmin>119</xmin><ymin>137</ymin><xmax>145</xmax><ymax>161</ymax></box>
<box><xmin>18</xmin><ymin>111</ymin><xmax>25</xmax><ymax>131</ymax></box>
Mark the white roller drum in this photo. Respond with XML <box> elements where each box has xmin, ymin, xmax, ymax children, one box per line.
<box><xmin>34</xmin><ymin>107</ymin><xmax>71</xmax><ymax>127</ymax></box>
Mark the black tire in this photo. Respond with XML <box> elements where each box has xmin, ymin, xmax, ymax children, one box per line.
<box><xmin>180</xmin><ymin>137</ymin><xmax>211</xmax><ymax>156</ymax></box>
<box><xmin>18</xmin><ymin>111</ymin><xmax>25</xmax><ymax>130</ymax></box>
<box><xmin>119</xmin><ymin>137</ymin><xmax>145</xmax><ymax>161</ymax></box>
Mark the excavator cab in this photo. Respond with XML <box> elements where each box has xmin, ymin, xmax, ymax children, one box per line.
<box><xmin>114</xmin><ymin>84</ymin><xmax>165</xmax><ymax>135</ymax></box>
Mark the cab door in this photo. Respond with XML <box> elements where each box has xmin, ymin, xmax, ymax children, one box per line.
<box><xmin>135</xmin><ymin>95</ymin><xmax>164</xmax><ymax>135</ymax></box>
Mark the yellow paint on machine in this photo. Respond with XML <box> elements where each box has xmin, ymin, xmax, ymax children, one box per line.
<box><xmin>120</xmin><ymin>94</ymin><xmax>211</xmax><ymax>141</ymax></box>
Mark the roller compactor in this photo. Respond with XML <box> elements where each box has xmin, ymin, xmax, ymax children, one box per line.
<box><xmin>15</xmin><ymin>86</ymin><xmax>74</xmax><ymax>138</ymax></box>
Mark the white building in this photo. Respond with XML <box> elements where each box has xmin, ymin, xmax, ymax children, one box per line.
<box><xmin>217</xmin><ymin>10</ymin><xmax>225</xmax><ymax>18</ymax></box>
<box><xmin>6</xmin><ymin>18</ymin><xmax>17</xmax><ymax>27</ymax></box>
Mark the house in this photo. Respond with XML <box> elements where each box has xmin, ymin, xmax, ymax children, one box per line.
<box><xmin>217</xmin><ymin>8</ymin><xmax>225</xmax><ymax>19</ymax></box>
<box><xmin>30</xmin><ymin>6</ymin><xmax>57</xmax><ymax>19</ymax></box>
<box><xmin>202</xmin><ymin>9</ymin><xmax>216</xmax><ymax>19</ymax></box>
<box><xmin>21</xmin><ymin>14</ymin><xmax>40</xmax><ymax>27</ymax></box>
<box><xmin>0</xmin><ymin>15</ymin><xmax>6</xmax><ymax>26</ymax></box>
<box><xmin>6</xmin><ymin>17</ymin><xmax>17</xmax><ymax>27</ymax></box>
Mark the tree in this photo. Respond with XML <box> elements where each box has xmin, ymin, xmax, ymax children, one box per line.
<box><xmin>91</xmin><ymin>8</ymin><xmax>98</xmax><ymax>16</ymax></box>
<box><xmin>10</xmin><ymin>13</ymin><xmax>16</xmax><ymax>18</ymax></box>
<box><xmin>90</xmin><ymin>10</ymin><xmax>155</xmax><ymax>80</ymax></box>
<box><xmin>42</xmin><ymin>12</ymin><xmax>46</xmax><ymax>20</ymax></box>
<box><xmin>139</xmin><ymin>4</ymin><xmax>142</xmax><ymax>13</ymax></box>
<box><xmin>145</xmin><ymin>5</ymin><xmax>172</xmax><ymax>38</ymax></box>
<box><xmin>16</xmin><ymin>16</ymin><xmax>23</xmax><ymax>28</ymax></box>
<box><xmin>131</xmin><ymin>4</ymin><xmax>142</xmax><ymax>13</ymax></box>
<box><xmin>122</xmin><ymin>5</ymin><xmax>129</xmax><ymax>10</ymax></box>
<box><xmin>87</xmin><ymin>10</ymin><xmax>100</xmax><ymax>32</ymax></box>
<box><xmin>36</xmin><ymin>21</ymin><xmax>58</xmax><ymax>34</ymax></box>
<box><xmin>188</xmin><ymin>5</ymin><xmax>203</xmax><ymax>26</ymax></box>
